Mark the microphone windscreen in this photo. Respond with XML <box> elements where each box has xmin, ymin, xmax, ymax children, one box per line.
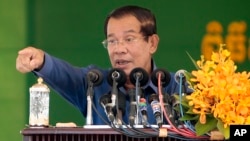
<box><xmin>99</xmin><ymin>94</ymin><xmax>111</xmax><ymax>105</ymax></box>
<box><xmin>87</xmin><ymin>69</ymin><xmax>103</xmax><ymax>86</ymax></box>
<box><xmin>151</xmin><ymin>68</ymin><xmax>171</xmax><ymax>87</ymax></box>
<box><xmin>107</xmin><ymin>68</ymin><xmax>127</xmax><ymax>87</ymax></box>
<box><xmin>129</xmin><ymin>67</ymin><xmax>149</xmax><ymax>87</ymax></box>
<box><xmin>174</xmin><ymin>69</ymin><xmax>187</xmax><ymax>84</ymax></box>
<box><xmin>148</xmin><ymin>93</ymin><xmax>159</xmax><ymax>103</ymax></box>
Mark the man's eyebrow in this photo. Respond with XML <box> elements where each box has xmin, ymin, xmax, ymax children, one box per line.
<box><xmin>107</xmin><ymin>33</ymin><xmax>116</xmax><ymax>38</ymax></box>
<box><xmin>107</xmin><ymin>29</ymin><xmax>138</xmax><ymax>38</ymax></box>
<box><xmin>124</xmin><ymin>29</ymin><xmax>137</xmax><ymax>34</ymax></box>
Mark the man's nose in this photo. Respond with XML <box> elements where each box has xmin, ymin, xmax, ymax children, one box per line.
<box><xmin>114</xmin><ymin>41</ymin><xmax>127</xmax><ymax>53</ymax></box>
<box><xmin>116</xmin><ymin>40</ymin><xmax>126</xmax><ymax>47</ymax></box>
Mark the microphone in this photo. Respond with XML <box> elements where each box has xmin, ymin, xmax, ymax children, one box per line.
<box><xmin>138</xmin><ymin>97</ymin><xmax>148</xmax><ymax>127</ymax></box>
<box><xmin>163</xmin><ymin>94</ymin><xmax>179</xmax><ymax>127</ymax></box>
<box><xmin>115</xmin><ymin>91</ymin><xmax>126</xmax><ymax>125</ymax></box>
<box><xmin>99</xmin><ymin>94</ymin><xmax>115</xmax><ymax>122</ymax></box>
<box><xmin>129</xmin><ymin>68</ymin><xmax>149</xmax><ymax>126</ymax></box>
<box><xmin>99</xmin><ymin>91</ymin><xmax>126</xmax><ymax>124</ymax></box>
<box><xmin>128</xmin><ymin>88</ymin><xmax>148</xmax><ymax>126</ymax></box>
<box><xmin>106</xmin><ymin>68</ymin><xmax>126</xmax><ymax>125</ymax></box>
<box><xmin>87</xmin><ymin>69</ymin><xmax>103</xmax><ymax>86</ymax></box>
<box><xmin>129</xmin><ymin>67</ymin><xmax>149</xmax><ymax>87</ymax></box>
<box><xmin>174</xmin><ymin>69</ymin><xmax>190</xmax><ymax>95</ymax></box>
<box><xmin>174</xmin><ymin>69</ymin><xmax>187</xmax><ymax>85</ymax></box>
<box><xmin>86</xmin><ymin>69</ymin><xmax>103</xmax><ymax>125</ymax></box>
<box><xmin>151</xmin><ymin>68</ymin><xmax>176</xmax><ymax>126</ymax></box>
<box><xmin>151</xmin><ymin>68</ymin><xmax>171</xmax><ymax>87</ymax></box>
<box><xmin>127</xmin><ymin>88</ymin><xmax>137</xmax><ymax>126</ymax></box>
<box><xmin>173</xmin><ymin>69</ymin><xmax>192</xmax><ymax>126</ymax></box>
<box><xmin>107</xmin><ymin>68</ymin><xmax>127</xmax><ymax>87</ymax></box>
<box><xmin>149</xmin><ymin>94</ymin><xmax>163</xmax><ymax>127</ymax></box>
<box><xmin>107</xmin><ymin>68</ymin><xmax>126</xmax><ymax>106</ymax></box>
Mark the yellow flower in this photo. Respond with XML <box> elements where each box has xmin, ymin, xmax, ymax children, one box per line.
<box><xmin>186</xmin><ymin>44</ymin><xmax>250</xmax><ymax>129</ymax></box>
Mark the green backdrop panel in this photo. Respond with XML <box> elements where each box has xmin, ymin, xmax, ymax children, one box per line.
<box><xmin>26</xmin><ymin>0</ymin><xmax>250</xmax><ymax>127</ymax></box>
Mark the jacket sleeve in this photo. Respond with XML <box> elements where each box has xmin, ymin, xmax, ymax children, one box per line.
<box><xmin>33</xmin><ymin>53</ymin><xmax>93</xmax><ymax>116</ymax></box>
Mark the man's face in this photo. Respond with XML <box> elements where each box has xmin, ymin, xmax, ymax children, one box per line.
<box><xmin>106</xmin><ymin>15</ymin><xmax>158</xmax><ymax>77</ymax></box>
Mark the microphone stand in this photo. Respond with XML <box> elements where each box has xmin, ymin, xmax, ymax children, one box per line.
<box><xmin>106</xmin><ymin>68</ymin><xmax>127</xmax><ymax>126</ymax></box>
<box><xmin>128</xmin><ymin>88</ymin><xmax>147</xmax><ymax>126</ymax></box>
<box><xmin>138</xmin><ymin>90</ymin><xmax>148</xmax><ymax>127</ymax></box>
<box><xmin>85</xmin><ymin>69</ymin><xmax>103</xmax><ymax>125</ymax></box>
<box><xmin>86</xmin><ymin>79</ymin><xmax>94</xmax><ymax>125</ymax></box>
<box><xmin>129</xmin><ymin>67</ymin><xmax>149</xmax><ymax>126</ymax></box>
<box><xmin>111</xmin><ymin>79</ymin><xmax>118</xmax><ymax>108</ymax></box>
<box><xmin>128</xmin><ymin>88</ymin><xmax>136</xmax><ymax>126</ymax></box>
<box><xmin>135</xmin><ymin>77</ymin><xmax>140</xmax><ymax>125</ymax></box>
<box><xmin>111</xmin><ymin>78</ymin><xmax>122</xmax><ymax>126</ymax></box>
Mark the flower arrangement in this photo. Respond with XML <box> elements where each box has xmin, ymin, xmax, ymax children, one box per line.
<box><xmin>178</xmin><ymin>44</ymin><xmax>250</xmax><ymax>139</ymax></box>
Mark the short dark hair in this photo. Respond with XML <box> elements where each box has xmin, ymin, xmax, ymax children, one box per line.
<box><xmin>104</xmin><ymin>5</ymin><xmax>157</xmax><ymax>38</ymax></box>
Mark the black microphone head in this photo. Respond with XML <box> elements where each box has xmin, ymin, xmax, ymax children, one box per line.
<box><xmin>151</xmin><ymin>68</ymin><xmax>171</xmax><ymax>87</ymax></box>
<box><xmin>129</xmin><ymin>67</ymin><xmax>149</xmax><ymax>87</ymax></box>
<box><xmin>99</xmin><ymin>94</ymin><xmax>115</xmax><ymax>122</ymax></box>
<box><xmin>99</xmin><ymin>94</ymin><xmax>111</xmax><ymax>105</ymax></box>
<box><xmin>174</xmin><ymin>69</ymin><xmax>187</xmax><ymax>84</ymax></box>
<box><xmin>107</xmin><ymin>68</ymin><xmax>127</xmax><ymax>87</ymax></box>
<box><xmin>148</xmin><ymin>94</ymin><xmax>159</xmax><ymax>103</ymax></box>
<box><xmin>87</xmin><ymin>69</ymin><xmax>103</xmax><ymax>86</ymax></box>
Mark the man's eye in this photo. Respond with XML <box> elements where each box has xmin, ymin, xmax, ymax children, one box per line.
<box><xmin>125</xmin><ymin>37</ymin><xmax>135</xmax><ymax>43</ymax></box>
<box><xmin>108</xmin><ymin>40</ymin><xmax>117</xmax><ymax>44</ymax></box>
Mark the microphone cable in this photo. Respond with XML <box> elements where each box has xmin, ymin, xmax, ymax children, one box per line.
<box><xmin>175</xmin><ymin>70</ymin><xmax>210</xmax><ymax>138</ymax></box>
<box><xmin>177</xmin><ymin>73</ymin><xmax>196</xmax><ymax>132</ymax></box>
<box><xmin>102</xmin><ymin>85</ymin><xmax>156</xmax><ymax>136</ymax></box>
<box><xmin>86</xmin><ymin>69</ymin><xmax>158</xmax><ymax>138</ymax></box>
<box><xmin>132</xmin><ymin>77</ymin><xmax>159</xmax><ymax>137</ymax></box>
<box><xmin>92</xmin><ymin>95</ymin><xmax>152</xmax><ymax>138</ymax></box>
<box><xmin>158</xmin><ymin>73</ymin><xmax>196</xmax><ymax>137</ymax></box>
<box><xmin>116</xmin><ymin>88</ymin><xmax>158</xmax><ymax>138</ymax></box>
<box><xmin>157</xmin><ymin>73</ymin><xmax>210</xmax><ymax>140</ymax></box>
<box><xmin>114</xmin><ymin>90</ymin><xmax>153</xmax><ymax>138</ymax></box>
<box><xmin>106</xmin><ymin>68</ymin><xmax>150</xmax><ymax>138</ymax></box>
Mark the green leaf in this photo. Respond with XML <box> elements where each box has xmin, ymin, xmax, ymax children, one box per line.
<box><xmin>217</xmin><ymin>119</ymin><xmax>229</xmax><ymax>139</ymax></box>
<box><xmin>173</xmin><ymin>94</ymin><xmax>179</xmax><ymax>100</ymax></box>
<box><xmin>180</xmin><ymin>101</ymin><xmax>190</xmax><ymax>108</ymax></box>
<box><xmin>195</xmin><ymin>116</ymin><xmax>217</xmax><ymax>136</ymax></box>
<box><xmin>180</xmin><ymin>114</ymin><xmax>199</xmax><ymax>121</ymax></box>
<box><xmin>186</xmin><ymin>51</ymin><xmax>199</xmax><ymax>70</ymax></box>
<box><xmin>186</xmin><ymin>108</ymin><xmax>195</xmax><ymax>114</ymax></box>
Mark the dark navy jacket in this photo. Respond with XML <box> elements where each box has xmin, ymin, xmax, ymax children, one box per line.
<box><xmin>34</xmin><ymin>53</ymin><xmax>187</xmax><ymax>125</ymax></box>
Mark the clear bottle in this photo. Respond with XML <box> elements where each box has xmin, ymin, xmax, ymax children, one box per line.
<box><xmin>29</xmin><ymin>77</ymin><xmax>50</xmax><ymax>127</ymax></box>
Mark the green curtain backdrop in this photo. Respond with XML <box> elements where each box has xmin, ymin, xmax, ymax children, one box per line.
<box><xmin>0</xmin><ymin>0</ymin><xmax>26</xmax><ymax>141</ymax></box>
<box><xmin>1</xmin><ymin>0</ymin><xmax>249</xmax><ymax>141</ymax></box>
<box><xmin>28</xmin><ymin>0</ymin><xmax>250</xmax><ymax>126</ymax></box>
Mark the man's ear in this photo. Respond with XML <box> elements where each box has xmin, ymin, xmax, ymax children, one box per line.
<box><xmin>149</xmin><ymin>34</ymin><xmax>159</xmax><ymax>54</ymax></box>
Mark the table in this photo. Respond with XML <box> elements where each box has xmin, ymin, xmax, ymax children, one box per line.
<box><xmin>21</xmin><ymin>126</ymin><xmax>184</xmax><ymax>141</ymax></box>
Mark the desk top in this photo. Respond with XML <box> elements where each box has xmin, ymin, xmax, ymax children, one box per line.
<box><xmin>21</xmin><ymin>127</ymin><xmax>122</xmax><ymax>135</ymax></box>
<box><xmin>20</xmin><ymin>125</ymin><xmax>212</xmax><ymax>141</ymax></box>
